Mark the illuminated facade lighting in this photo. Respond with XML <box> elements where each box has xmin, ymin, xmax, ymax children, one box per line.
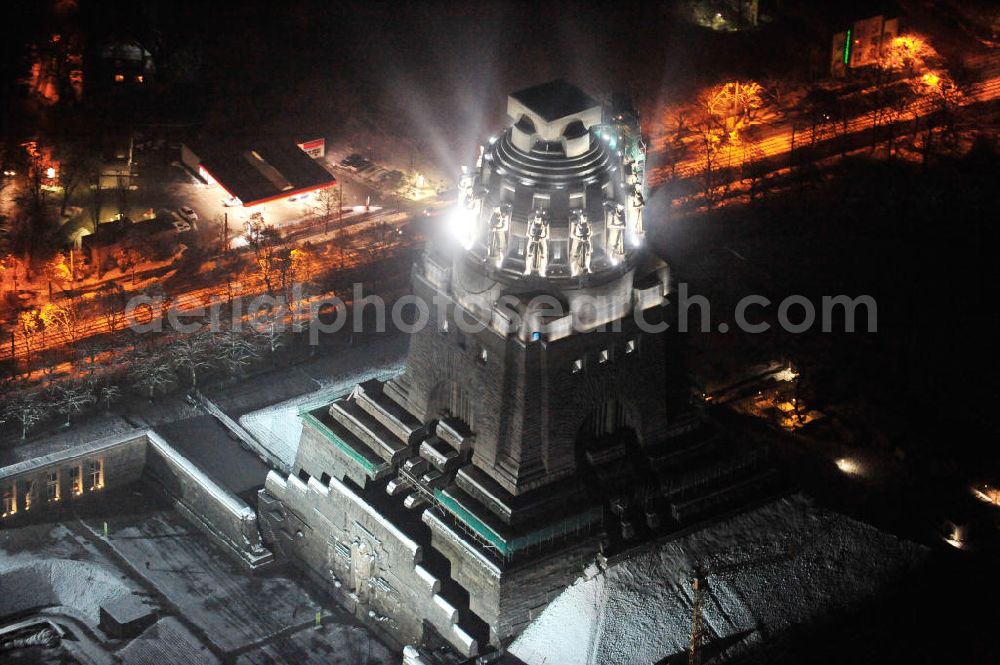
<box><xmin>70</xmin><ymin>465</ymin><xmax>83</xmax><ymax>496</ymax></box>
<box><xmin>973</xmin><ymin>484</ymin><xmax>1000</xmax><ymax>506</ymax></box>
<box><xmin>89</xmin><ymin>458</ymin><xmax>105</xmax><ymax>490</ymax></box>
<box><xmin>2</xmin><ymin>482</ymin><xmax>16</xmax><ymax>517</ymax></box>
<box><xmin>835</xmin><ymin>457</ymin><xmax>861</xmax><ymax>475</ymax></box>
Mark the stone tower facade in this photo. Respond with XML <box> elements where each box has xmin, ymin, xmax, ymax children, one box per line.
<box><xmin>257</xmin><ymin>81</ymin><xmax>765</xmax><ymax>657</ymax></box>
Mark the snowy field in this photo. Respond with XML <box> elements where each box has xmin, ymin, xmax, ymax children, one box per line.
<box><xmin>510</xmin><ymin>494</ymin><xmax>927</xmax><ymax>665</ymax></box>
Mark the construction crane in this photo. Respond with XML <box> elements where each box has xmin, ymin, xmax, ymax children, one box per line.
<box><xmin>688</xmin><ymin>568</ymin><xmax>707</xmax><ymax>665</ymax></box>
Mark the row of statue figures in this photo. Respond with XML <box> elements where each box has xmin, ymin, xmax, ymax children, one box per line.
<box><xmin>458</xmin><ymin>155</ymin><xmax>645</xmax><ymax>277</ymax></box>
<box><xmin>485</xmin><ymin>205</ymin><xmax>643</xmax><ymax>279</ymax></box>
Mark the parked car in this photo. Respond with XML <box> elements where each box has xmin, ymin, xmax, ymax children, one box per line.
<box><xmin>178</xmin><ymin>206</ymin><xmax>199</xmax><ymax>225</ymax></box>
<box><xmin>172</xmin><ymin>219</ymin><xmax>192</xmax><ymax>233</ymax></box>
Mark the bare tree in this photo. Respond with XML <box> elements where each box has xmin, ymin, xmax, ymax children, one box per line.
<box><xmin>881</xmin><ymin>84</ymin><xmax>915</xmax><ymax>159</ymax></box>
<box><xmin>76</xmin><ymin>338</ymin><xmax>108</xmax><ymax>380</ymax></box>
<box><xmin>45</xmin><ymin>252</ymin><xmax>73</xmax><ymax>289</ymax></box>
<box><xmin>213</xmin><ymin>325</ymin><xmax>258</xmax><ymax>377</ymax></box>
<box><xmin>289</xmin><ymin>243</ymin><xmax>315</xmax><ymax>287</ymax></box>
<box><xmin>51</xmin><ymin>383</ymin><xmax>95</xmax><ymax>426</ymax></box>
<box><xmin>252</xmin><ymin>306</ymin><xmax>286</xmax><ymax>360</ymax></box>
<box><xmin>691</xmin><ymin>116</ymin><xmax>723</xmax><ymax>208</ymax></box>
<box><xmin>275</xmin><ymin>247</ymin><xmax>294</xmax><ymax>295</ymax></box>
<box><xmin>702</xmin><ymin>80</ymin><xmax>768</xmax><ymax>141</ymax></box>
<box><xmin>168</xmin><ymin>333</ymin><xmax>214</xmax><ymax>389</ymax></box>
<box><xmin>39</xmin><ymin>300</ymin><xmax>80</xmax><ymax>347</ymax></box>
<box><xmin>658</xmin><ymin>110</ymin><xmax>689</xmax><ymax>183</ymax></box>
<box><xmin>55</xmin><ymin>141</ymin><xmax>96</xmax><ymax>217</ymax></box>
<box><xmin>356</xmin><ymin>221</ymin><xmax>398</xmax><ymax>292</ymax></box>
<box><xmin>96</xmin><ymin>280</ymin><xmax>127</xmax><ymax>332</ymax></box>
<box><xmin>866</xmin><ymin>35</ymin><xmax>940</xmax><ymax>156</ymax></box>
<box><xmin>315</xmin><ymin>186</ymin><xmax>339</xmax><ymax>234</ymax></box>
<box><xmin>39</xmin><ymin>359</ymin><xmax>60</xmax><ymax>389</ymax></box>
<box><xmin>114</xmin><ymin>243</ymin><xmax>146</xmax><ymax>284</ymax></box>
<box><xmin>17</xmin><ymin>308</ymin><xmax>42</xmax><ymax>373</ymax></box>
<box><xmin>246</xmin><ymin>213</ymin><xmax>283</xmax><ymax>295</ymax></box>
<box><xmin>803</xmin><ymin>87</ymin><xmax>842</xmax><ymax>149</ymax></box>
<box><xmin>98</xmin><ymin>384</ymin><xmax>121</xmax><ymax>411</ymax></box>
<box><xmin>918</xmin><ymin>78</ymin><xmax>963</xmax><ymax>164</ymax></box>
<box><xmin>4</xmin><ymin>390</ymin><xmax>45</xmax><ymax>438</ymax></box>
<box><xmin>205</xmin><ymin>213</ymin><xmax>228</xmax><ymax>255</ymax></box>
<box><xmin>739</xmin><ymin>128</ymin><xmax>767</xmax><ymax>204</ymax></box>
<box><xmin>19</xmin><ymin>141</ymin><xmax>47</xmax><ymax>217</ymax></box>
<box><xmin>130</xmin><ymin>351</ymin><xmax>174</xmax><ymax>401</ymax></box>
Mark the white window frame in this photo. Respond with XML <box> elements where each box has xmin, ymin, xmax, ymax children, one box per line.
<box><xmin>89</xmin><ymin>459</ymin><xmax>104</xmax><ymax>490</ymax></box>
<box><xmin>47</xmin><ymin>471</ymin><xmax>60</xmax><ymax>501</ymax></box>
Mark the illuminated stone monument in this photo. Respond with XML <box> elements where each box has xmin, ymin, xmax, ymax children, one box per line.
<box><xmin>258</xmin><ymin>80</ymin><xmax>770</xmax><ymax>657</ymax></box>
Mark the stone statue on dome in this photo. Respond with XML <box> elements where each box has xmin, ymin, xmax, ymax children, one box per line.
<box><xmin>605</xmin><ymin>201</ymin><xmax>626</xmax><ymax>262</ymax></box>
<box><xmin>486</xmin><ymin>203</ymin><xmax>511</xmax><ymax>267</ymax></box>
<box><xmin>570</xmin><ymin>210</ymin><xmax>593</xmax><ymax>276</ymax></box>
<box><xmin>524</xmin><ymin>210</ymin><xmax>550</xmax><ymax>277</ymax></box>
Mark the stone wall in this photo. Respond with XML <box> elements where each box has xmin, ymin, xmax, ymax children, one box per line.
<box><xmin>0</xmin><ymin>431</ymin><xmax>148</xmax><ymax>517</ymax></box>
<box><xmin>423</xmin><ymin>508</ymin><xmax>597</xmax><ymax>643</ymax></box>
<box><xmin>294</xmin><ymin>413</ymin><xmax>374</xmax><ymax>489</ymax></box>
<box><xmin>143</xmin><ymin>432</ymin><xmax>270</xmax><ymax>568</ymax></box>
<box><xmin>259</xmin><ymin>471</ymin><xmax>480</xmax><ymax>657</ymax></box>
<box><xmin>422</xmin><ymin>510</ymin><xmax>502</xmax><ymax>627</ymax></box>
<box><xmin>1</xmin><ymin>430</ymin><xmax>270</xmax><ymax>570</ymax></box>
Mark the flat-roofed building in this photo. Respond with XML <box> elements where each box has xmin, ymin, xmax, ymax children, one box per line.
<box><xmin>181</xmin><ymin>140</ymin><xmax>336</xmax><ymax>207</ymax></box>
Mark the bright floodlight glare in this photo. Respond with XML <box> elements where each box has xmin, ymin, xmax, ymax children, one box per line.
<box><xmin>835</xmin><ymin>457</ymin><xmax>861</xmax><ymax>475</ymax></box>
<box><xmin>774</xmin><ymin>367</ymin><xmax>799</xmax><ymax>382</ymax></box>
<box><xmin>944</xmin><ymin>524</ymin><xmax>965</xmax><ymax>549</ymax></box>
<box><xmin>448</xmin><ymin>205</ymin><xmax>477</xmax><ymax>250</ymax></box>
<box><xmin>973</xmin><ymin>484</ymin><xmax>1000</xmax><ymax>506</ymax></box>
<box><xmin>46</xmin><ymin>167</ymin><xmax>56</xmax><ymax>179</ymax></box>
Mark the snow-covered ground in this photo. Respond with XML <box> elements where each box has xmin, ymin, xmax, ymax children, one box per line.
<box><xmin>117</xmin><ymin>617</ymin><xmax>220</xmax><ymax>665</ymax></box>
<box><xmin>510</xmin><ymin>494</ymin><xmax>927</xmax><ymax>665</ymax></box>
<box><xmin>0</xmin><ymin>556</ymin><xmax>142</xmax><ymax>625</ymax></box>
<box><xmin>0</xmin><ymin>492</ymin><xmax>395</xmax><ymax>664</ymax></box>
